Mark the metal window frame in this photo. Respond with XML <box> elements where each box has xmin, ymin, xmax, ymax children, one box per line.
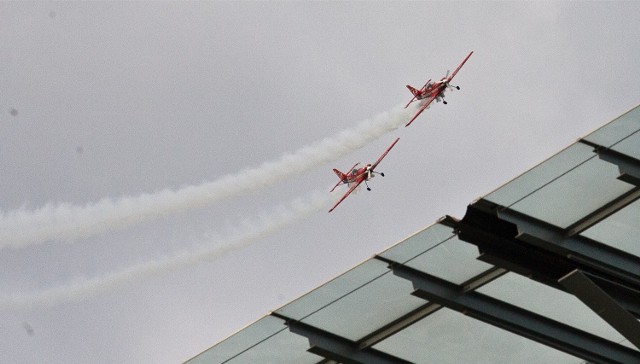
<box><xmin>581</xmin><ymin>138</ymin><xmax>640</xmax><ymax>186</ymax></box>
<box><xmin>391</xmin><ymin>264</ymin><xmax>640</xmax><ymax>364</ymax></box>
<box><xmin>453</xmin><ymin>199</ymin><xmax>640</xmax><ymax>352</ymax></box>
<box><xmin>274</xmin><ymin>314</ymin><xmax>412</xmax><ymax>364</ymax></box>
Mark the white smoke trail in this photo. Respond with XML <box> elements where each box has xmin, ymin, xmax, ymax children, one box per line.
<box><xmin>0</xmin><ymin>103</ymin><xmax>416</xmax><ymax>249</ymax></box>
<box><xmin>0</xmin><ymin>190</ymin><xmax>331</xmax><ymax>309</ymax></box>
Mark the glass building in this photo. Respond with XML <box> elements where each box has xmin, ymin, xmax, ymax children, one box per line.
<box><xmin>186</xmin><ymin>105</ymin><xmax>640</xmax><ymax>364</ymax></box>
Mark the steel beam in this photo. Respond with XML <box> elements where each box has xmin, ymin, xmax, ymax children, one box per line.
<box><xmin>583</xmin><ymin>273</ymin><xmax>640</xmax><ymax>321</ymax></box>
<box><xmin>457</xmin><ymin>199</ymin><xmax>640</xmax><ymax>319</ymax></box>
<box><xmin>356</xmin><ymin>302</ymin><xmax>441</xmax><ymax>349</ymax></box>
<box><xmin>558</xmin><ymin>270</ymin><xmax>640</xmax><ymax>349</ymax></box>
<box><xmin>581</xmin><ymin>138</ymin><xmax>640</xmax><ymax>186</ymax></box>
<box><xmin>497</xmin><ymin>205</ymin><xmax>640</xmax><ymax>293</ymax></box>
<box><xmin>365</xmin><ymin>249</ymin><xmax>506</xmax><ymax>349</ymax></box>
<box><xmin>456</xmin><ymin>202</ymin><xmax>578</xmax><ymax>287</ymax></box>
<box><xmin>279</xmin><ymin>317</ymin><xmax>412</xmax><ymax>364</ymax></box>
<box><xmin>392</xmin><ymin>264</ymin><xmax>640</xmax><ymax>364</ymax></box>
<box><xmin>563</xmin><ymin>187</ymin><xmax>640</xmax><ymax>237</ymax></box>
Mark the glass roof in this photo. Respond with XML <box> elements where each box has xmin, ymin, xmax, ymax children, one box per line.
<box><xmin>373</xmin><ymin>308</ymin><xmax>581</xmax><ymax>364</ymax></box>
<box><xmin>188</xmin><ymin>104</ymin><xmax>640</xmax><ymax>363</ymax></box>
<box><xmin>400</xmin><ymin>235</ymin><xmax>493</xmax><ymax>285</ymax></box>
<box><xmin>583</xmin><ymin>105</ymin><xmax>640</xmax><ymax>149</ymax></box>
<box><xmin>477</xmin><ymin>272</ymin><xmax>627</xmax><ymax>343</ymax></box>
<box><xmin>378</xmin><ymin>224</ymin><xmax>455</xmax><ymax>264</ymax></box>
<box><xmin>508</xmin><ymin>155</ymin><xmax>634</xmax><ymax>228</ymax></box>
<box><xmin>581</xmin><ymin>198</ymin><xmax>640</xmax><ymax>257</ymax></box>
<box><xmin>185</xmin><ymin>316</ymin><xmax>322</xmax><ymax>364</ymax></box>
<box><xmin>276</xmin><ymin>259</ymin><xmax>426</xmax><ymax>342</ymax></box>
<box><xmin>610</xmin><ymin>130</ymin><xmax>640</xmax><ymax>160</ymax></box>
<box><xmin>485</xmin><ymin>143</ymin><xmax>595</xmax><ymax>209</ymax></box>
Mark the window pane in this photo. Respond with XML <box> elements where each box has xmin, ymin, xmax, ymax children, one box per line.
<box><xmin>477</xmin><ymin>273</ymin><xmax>627</xmax><ymax>343</ymax></box>
<box><xmin>582</xmin><ymin>198</ymin><xmax>640</xmax><ymax>258</ymax></box>
<box><xmin>275</xmin><ymin>259</ymin><xmax>390</xmax><ymax>321</ymax></box>
<box><xmin>226</xmin><ymin>329</ymin><xmax>321</xmax><ymax>364</ymax></box>
<box><xmin>485</xmin><ymin>143</ymin><xmax>594</xmax><ymax>208</ymax></box>
<box><xmin>405</xmin><ymin>236</ymin><xmax>493</xmax><ymax>284</ymax></box>
<box><xmin>509</xmin><ymin>156</ymin><xmax>634</xmax><ymax>228</ymax></box>
<box><xmin>186</xmin><ymin>315</ymin><xmax>322</xmax><ymax>364</ymax></box>
<box><xmin>379</xmin><ymin>223</ymin><xmax>455</xmax><ymax>264</ymax></box>
<box><xmin>299</xmin><ymin>269</ymin><xmax>425</xmax><ymax>341</ymax></box>
<box><xmin>584</xmin><ymin>105</ymin><xmax>640</xmax><ymax>148</ymax></box>
<box><xmin>611</xmin><ymin>130</ymin><xmax>640</xmax><ymax>159</ymax></box>
<box><xmin>374</xmin><ymin>308</ymin><xmax>581</xmax><ymax>364</ymax></box>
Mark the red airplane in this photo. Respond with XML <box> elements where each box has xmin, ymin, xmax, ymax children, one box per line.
<box><xmin>404</xmin><ymin>51</ymin><xmax>473</xmax><ymax>127</ymax></box>
<box><xmin>328</xmin><ymin>138</ymin><xmax>400</xmax><ymax>213</ymax></box>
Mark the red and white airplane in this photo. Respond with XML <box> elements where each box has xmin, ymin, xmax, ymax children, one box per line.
<box><xmin>404</xmin><ymin>51</ymin><xmax>473</xmax><ymax>127</ymax></box>
<box><xmin>328</xmin><ymin>138</ymin><xmax>400</xmax><ymax>213</ymax></box>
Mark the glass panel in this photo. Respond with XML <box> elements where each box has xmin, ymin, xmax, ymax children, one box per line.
<box><xmin>582</xmin><ymin>198</ymin><xmax>640</xmax><ymax>258</ymax></box>
<box><xmin>509</xmin><ymin>156</ymin><xmax>635</xmax><ymax>228</ymax></box>
<box><xmin>185</xmin><ymin>316</ymin><xmax>284</xmax><ymax>363</ymax></box>
<box><xmin>299</xmin><ymin>269</ymin><xmax>426</xmax><ymax>341</ymax></box>
<box><xmin>405</xmin><ymin>236</ymin><xmax>493</xmax><ymax>284</ymax></box>
<box><xmin>379</xmin><ymin>223</ymin><xmax>455</xmax><ymax>264</ymax></box>
<box><xmin>477</xmin><ymin>273</ymin><xmax>627</xmax><ymax>343</ymax></box>
<box><xmin>485</xmin><ymin>143</ymin><xmax>595</xmax><ymax>208</ymax></box>
<box><xmin>611</xmin><ymin>130</ymin><xmax>640</xmax><ymax>159</ymax></box>
<box><xmin>186</xmin><ymin>315</ymin><xmax>321</xmax><ymax>364</ymax></box>
<box><xmin>226</xmin><ymin>329</ymin><xmax>321</xmax><ymax>364</ymax></box>
<box><xmin>275</xmin><ymin>259</ymin><xmax>390</xmax><ymax>321</ymax></box>
<box><xmin>584</xmin><ymin>105</ymin><xmax>640</xmax><ymax>148</ymax></box>
<box><xmin>373</xmin><ymin>308</ymin><xmax>580</xmax><ymax>364</ymax></box>
<box><xmin>277</xmin><ymin>259</ymin><xmax>427</xmax><ymax>341</ymax></box>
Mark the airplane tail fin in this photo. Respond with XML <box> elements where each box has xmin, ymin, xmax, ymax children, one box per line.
<box><xmin>405</xmin><ymin>85</ymin><xmax>421</xmax><ymax>108</ymax></box>
<box><xmin>333</xmin><ymin>169</ymin><xmax>346</xmax><ymax>180</ymax></box>
<box><xmin>406</xmin><ymin>85</ymin><xmax>421</xmax><ymax>97</ymax></box>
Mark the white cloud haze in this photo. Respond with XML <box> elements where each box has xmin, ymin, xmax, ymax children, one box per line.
<box><xmin>0</xmin><ymin>104</ymin><xmax>414</xmax><ymax>249</ymax></box>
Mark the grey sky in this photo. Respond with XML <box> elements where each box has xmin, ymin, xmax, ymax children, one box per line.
<box><xmin>1</xmin><ymin>2</ymin><xmax>639</xmax><ymax>363</ymax></box>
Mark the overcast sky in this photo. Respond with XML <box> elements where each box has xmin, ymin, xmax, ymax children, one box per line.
<box><xmin>1</xmin><ymin>2</ymin><xmax>639</xmax><ymax>363</ymax></box>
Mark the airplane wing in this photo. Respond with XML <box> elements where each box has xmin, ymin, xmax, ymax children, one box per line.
<box><xmin>371</xmin><ymin>137</ymin><xmax>400</xmax><ymax>171</ymax></box>
<box><xmin>328</xmin><ymin>178</ymin><xmax>363</xmax><ymax>212</ymax></box>
<box><xmin>405</xmin><ymin>95</ymin><xmax>436</xmax><ymax>127</ymax></box>
<box><xmin>329</xmin><ymin>179</ymin><xmax>344</xmax><ymax>193</ymax></box>
<box><xmin>448</xmin><ymin>51</ymin><xmax>473</xmax><ymax>82</ymax></box>
<box><xmin>404</xmin><ymin>96</ymin><xmax>418</xmax><ymax>109</ymax></box>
